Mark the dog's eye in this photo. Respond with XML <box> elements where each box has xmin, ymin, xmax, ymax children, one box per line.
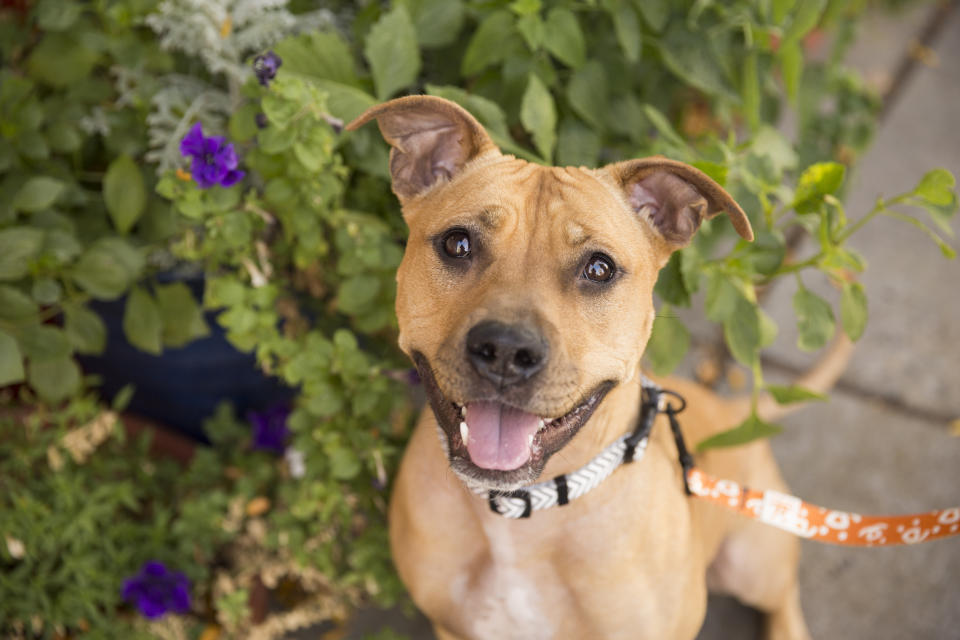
<box><xmin>442</xmin><ymin>229</ymin><xmax>471</xmax><ymax>259</ymax></box>
<box><xmin>583</xmin><ymin>254</ymin><xmax>615</xmax><ymax>282</ymax></box>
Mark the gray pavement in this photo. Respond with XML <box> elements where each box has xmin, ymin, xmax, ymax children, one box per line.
<box><xmin>337</xmin><ymin>4</ymin><xmax>960</xmax><ymax>638</ymax></box>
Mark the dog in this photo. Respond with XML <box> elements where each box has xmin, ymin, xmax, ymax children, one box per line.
<box><xmin>347</xmin><ymin>95</ymin><xmax>851</xmax><ymax>640</ymax></box>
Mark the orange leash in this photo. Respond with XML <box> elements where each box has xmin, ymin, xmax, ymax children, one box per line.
<box><xmin>654</xmin><ymin>385</ymin><xmax>960</xmax><ymax>548</ymax></box>
<box><xmin>686</xmin><ymin>467</ymin><xmax>960</xmax><ymax>546</ymax></box>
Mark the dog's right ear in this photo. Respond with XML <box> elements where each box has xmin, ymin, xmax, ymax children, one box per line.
<box><xmin>346</xmin><ymin>95</ymin><xmax>498</xmax><ymax>202</ymax></box>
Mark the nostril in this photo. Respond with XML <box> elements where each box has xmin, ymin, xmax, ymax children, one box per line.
<box><xmin>513</xmin><ymin>348</ymin><xmax>539</xmax><ymax>369</ymax></box>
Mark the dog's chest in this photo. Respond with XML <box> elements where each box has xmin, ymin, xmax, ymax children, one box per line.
<box><xmin>448</xmin><ymin>519</ymin><xmax>562</xmax><ymax>640</ymax></box>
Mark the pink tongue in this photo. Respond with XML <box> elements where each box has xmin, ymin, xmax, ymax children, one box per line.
<box><xmin>465</xmin><ymin>402</ymin><xmax>540</xmax><ymax>470</ymax></box>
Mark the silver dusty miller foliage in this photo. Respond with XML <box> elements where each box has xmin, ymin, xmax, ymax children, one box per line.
<box><xmin>140</xmin><ymin>0</ymin><xmax>335</xmax><ymax>172</ymax></box>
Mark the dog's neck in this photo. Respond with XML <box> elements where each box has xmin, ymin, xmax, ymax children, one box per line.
<box><xmin>537</xmin><ymin>375</ymin><xmax>645</xmax><ymax>481</ymax></box>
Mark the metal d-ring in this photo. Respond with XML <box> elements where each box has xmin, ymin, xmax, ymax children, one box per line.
<box><xmin>658</xmin><ymin>388</ymin><xmax>687</xmax><ymax>414</ymax></box>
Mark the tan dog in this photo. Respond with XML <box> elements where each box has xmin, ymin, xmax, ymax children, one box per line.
<box><xmin>348</xmin><ymin>96</ymin><xmax>849</xmax><ymax>640</ymax></box>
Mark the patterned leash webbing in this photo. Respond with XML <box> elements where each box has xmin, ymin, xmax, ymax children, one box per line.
<box><xmin>483</xmin><ymin>379</ymin><xmax>960</xmax><ymax>547</ymax></box>
<box><xmin>686</xmin><ymin>467</ymin><xmax>960</xmax><ymax>547</ymax></box>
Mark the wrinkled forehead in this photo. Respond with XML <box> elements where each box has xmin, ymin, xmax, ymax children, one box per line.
<box><xmin>406</xmin><ymin>158</ymin><xmax>648</xmax><ymax>244</ymax></box>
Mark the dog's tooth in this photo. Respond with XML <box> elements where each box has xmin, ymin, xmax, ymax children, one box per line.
<box><xmin>460</xmin><ymin>405</ymin><xmax>467</xmax><ymax>418</ymax></box>
<box><xmin>460</xmin><ymin>421</ymin><xmax>469</xmax><ymax>445</ymax></box>
<box><xmin>538</xmin><ymin>418</ymin><xmax>545</xmax><ymax>430</ymax></box>
<box><xmin>528</xmin><ymin>433</ymin><xmax>534</xmax><ymax>447</ymax></box>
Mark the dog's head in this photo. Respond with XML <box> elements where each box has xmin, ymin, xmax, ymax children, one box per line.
<box><xmin>348</xmin><ymin>96</ymin><xmax>751</xmax><ymax>491</ymax></box>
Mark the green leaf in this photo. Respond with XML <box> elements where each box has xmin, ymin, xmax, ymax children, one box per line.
<box><xmin>758</xmin><ymin>308</ymin><xmax>779</xmax><ymax>348</ymax></box>
<box><xmin>261</xmin><ymin>92</ymin><xmax>299</xmax><ymax>130</ymax></box>
<box><xmin>275</xmin><ymin>32</ymin><xmax>360</xmax><ymax>86</ymax></box>
<box><xmin>704</xmin><ymin>272</ymin><xmax>740</xmax><ymax>322</ymax></box>
<box><xmin>782</xmin><ymin>0</ymin><xmax>827</xmax><ymax>47</ymax></box>
<box><xmin>0</xmin><ymin>330</ymin><xmax>25</xmax><ymax>386</ymax></box>
<box><xmin>364</xmin><ymin>5</ymin><xmax>421</xmax><ymax>100</ymax></box>
<box><xmin>123</xmin><ymin>287</ymin><xmax>163</xmax><ymax>355</ymax></box>
<box><xmin>767</xmin><ymin>384</ymin><xmax>827</xmax><ymax>405</ymax></box>
<box><xmin>35</xmin><ymin>0</ymin><xmax>83</xmax><ymax>30</ymax></box>
<box><xmin>31</xmin><ymin>277</ymin><xmax>61</xmax><ymax>305</ymax></box>
<box><xmin>12</xmin><ymin>176</ymin><xmax>65</xmax><ymax>212</ymax></box>
<box><xmin>696</xmin><ymin>413</ymin><xmax>782</xmax><ymax>451</ymax></box>
<box><xmin>337</xmin><ymin>275</ymin><xmax>380</xmax><ymax>314</ymax></box>
<box><xmin>690</xmin><ymin>161</ymin><xmax>728</xmax><ymax>186</ymax></box>
<box><xmin>205</xmin><ymin>277</ymin><xmax>246</xmax><ymax>308</ymax></box>
<box><xmin>543</xmin><ymin>7</ymin><xmax>586</xmax><ymax>69</ymax></box>
<box><xmin>654</xmin><ymin>252</ymin><xmax>690</xmax><ymax>307</ymax></box>
<box><xmin>0</xmin><ymin>285</ymin><xmax>39</xmax><ymax>323</ymax></box>
<box><xmin>840</xmin><ymin>281</ymin><xmax>867</xmax><ymax>341</ymax></box>
<box><xmin>400</xmin><ymin>0</ymin><xmax>465</xmax><ymax>48</ymax></box>
<box><xmin>913</xmin><ymin>168</ymin><xmax>956</xmax><ymax>206</ymax></box>
<box><xmin>27</xmin><ymin>33</ymin><xmax>97</xmax><ymax>87</ymax></box>
<box><xmin>17</xmin><ymin>324</ymin><xmax>71</xmax><ymax>361</ymax></box>
<box><xmin>229</xmin><ymin>101</ymin><xmax>261</xmax><ymax>143</ymax></box>
<box><xmin>609</xmin><ymin>0</ymin><xmax>641</xmax><ymax>63</ymax></box>
<box><xmin>305</xmin><ymin>382</ymin><xmax>344</xmax><ymax>417</ymax></box>
<box><xmin>746</xmin><ymin>230</ymin><xmax>786</xmax><ymax>275</ymax></box>
<box><xmin>793</xmin><ymin>283</ymin><xmax>834</xmax><ymax>351</ymax></box>
<box><xmin>113</xmin><ymin>384</ymin><xmax>135</xmax><ymax>411</ymax></box>
<box><xmin>64</xmin><ymin>303</ymin><xmax>107</xmax><ymax>355</ymax></box>
<box><xmin>724</xmin><ymin>297</ymin><xmax>761</xmax><ymax>366</ymax></box>
<box><xmin>556</xmin><ymin>119</ymin><xmax>601</xmax><ymax>168</ymax></box>
<box><xmin>0</xmin><ymin>227</ymin><xmax>44</xmax><ymax>280</ymax></box>
<box><xmin>566</xmin><ymin>60</ymin><xmax>608</xmax><ymax>131</ymax></box>
<box><xmin>911</xmin><ymin>169</ymin><xmax>958</xmax><ymax>235</ymax></box>
<box><xmin>70</xmin><ymin>238</ymin><xmax>145</xmax><ymax>300</ymax></box>
<box><xmin>155</xmin><ymin>282</ymin><xmax>210</xmax><ymax>348</ymax></box>
<box><xmin>772</xmin><ymin>0</ymin><xmax>797</xmax><ymax>24</ymax></box>
<box><xmin>780</xmin><ymin>41</ymin><xmax>803</xmax><ymax>104</ymax></box>
<box><xmin>327</xmin><ymin>443</ymin><xmax>361</xmax><ymax>480</ymax></box>
<box><xmin>821</xmin><ymin>247</ymin><xmax>867</xmax><ymax>273</ymax></box>
<box><xmin>631</xmin><ymin>0</ymin><xmax>668</xmax><ymax>32</ymax></box>
<box><xmin>793</xmin><ymin>161</ymin><xmax>845</xmax><ymax>209</ymax></box>
<box><xmin>645</xmin><ymin>311</ymin><xmax>690</xmax><ymax>376</ymax></box>
<box><xmin>641</xmin><ymin>104</ymin><xmax>689</xmax><ymax>150</ymax></box>
<box><xmin>520</xmin><ymin>73</ymin><xmax>557</xmax><ymax>162</ymax></box>
<box><xmin>27</xmin><ymin>357</ymin><xmax>80</xmax><ymax>403</ymax></box>
<box><xmin>516</xmin><ymin>13</ymin><xmax>545</xmax><ymax>50</ymax></box>
<box><xmin>659</xmin><ymin>24</ymin><xmax>737</xmax><ymax>100</ymax></box>
<box><xmin>103</xmin><ymin>155</ymin><xmax>147</xmax><ymax>234</ymax></box>
<box><xmin>461</xmin><ymin>10</ymin><xmax>514</xmax><ymax>76</ymax></box>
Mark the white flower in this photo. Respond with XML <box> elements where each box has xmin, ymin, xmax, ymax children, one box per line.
<box><xmin>285</xmin><ymin>447</ymin><xmax>306</xmax><ymax>478</ymax></box>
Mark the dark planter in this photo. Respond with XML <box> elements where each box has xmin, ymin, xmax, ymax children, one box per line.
<box><xmin>79</xmin><ymin>275</ymin><xmax>292</xmax><ymax>442</ymax></box>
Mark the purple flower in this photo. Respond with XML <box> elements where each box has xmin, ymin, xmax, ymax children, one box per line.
<box><xmin>179</xmin><ymin>122</ymin><xmax>245</xmax><ymax>189</ymax></box>
<box><xmin>253</xmin><ymin>51</ymin><xmax>282</xmax><ymax>87</ymax></box>
<box><xmin>121</xmin><ymin>561</ymin><xmax>191</xmax><ymax>620</ymax></box>
<box><xmin>249</xmin><ymin>404</ymin><xmax>291</xmax><ymax>454</ymax></box>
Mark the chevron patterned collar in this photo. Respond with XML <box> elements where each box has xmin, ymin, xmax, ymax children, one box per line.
<box><xmin>481</xmin><ymin>378</ymin><xmax>664</xmax><ymax>519</ymax></box>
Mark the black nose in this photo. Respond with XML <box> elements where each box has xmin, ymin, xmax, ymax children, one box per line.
<box><xmin>466</xmin><ymin>321</ymin><xmax>548</xmax><ymax>388</ymax></box>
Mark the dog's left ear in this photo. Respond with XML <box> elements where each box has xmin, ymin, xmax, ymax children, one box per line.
<box><xmin>346</xmin><ymin>95</ymin><xmax>498</xmax><ymax>202</ymax></box>
<box><xmin>604</xmin><ymin>157</ymin><xmax>753</xmax><ymax>247</ymax></box>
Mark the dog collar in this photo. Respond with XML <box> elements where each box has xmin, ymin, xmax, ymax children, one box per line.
<box><xmin>482</xmin><ymin>378</ymin><xmax>668</xmax><ymax>519</ymax></box>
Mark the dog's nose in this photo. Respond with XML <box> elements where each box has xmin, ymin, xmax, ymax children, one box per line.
<box><xmin>466</xmin><ymin>321</ymin><xmax>548</xmax><ymax>387</ymax></box>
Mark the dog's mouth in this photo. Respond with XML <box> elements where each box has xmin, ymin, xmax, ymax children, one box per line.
<box><xmin>412</xmin><ymin>353</ymin><xmax>614</xmax><ymax>490</ymax></box>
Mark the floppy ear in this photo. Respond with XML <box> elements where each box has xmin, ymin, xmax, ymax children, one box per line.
<box><xmin>346</xmin><ymin>95</ymin><xmax>498</xmax><ymax>202</ymax></box>
<box><xmin>605</xmin><ymin>157</ymin><xmax>753</xmax><ymax>247</ymax></box>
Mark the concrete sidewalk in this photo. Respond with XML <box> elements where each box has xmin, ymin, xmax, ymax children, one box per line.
<box><xmin>336</xmin><ymin>4</ymin><xmax>960</xmax><ymax>638</ymax></box>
